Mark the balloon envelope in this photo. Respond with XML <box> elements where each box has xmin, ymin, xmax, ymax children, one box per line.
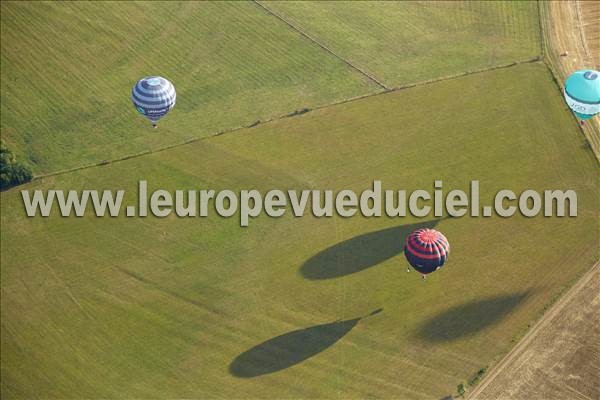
<box><xmin>563</xmin><ymin>70</ymin><xmax>600</xmax><ymax>120</ymax></box>
<box><xmin>404</xmin><ymin>228</ymin><xmax>449</xmax><ymax>274</ymax></box>
<box><xmin>131</xmin><ymin>76</ymin><xmax>176</xmax><ymax>125</ymax></box>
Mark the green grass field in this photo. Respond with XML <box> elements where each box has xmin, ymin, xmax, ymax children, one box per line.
<box><xmin>265</xmin><ymin>1</ymin><xmax>541</xmax><ymax>86</ymax></box>
<box><xmin>2</xmin><ymin>62</ymin><xmax>597</xmax><ymax>398</ymax></box>
<box><xmin>1</xmin><ymin>1</ymin><xmax>541</xmax><ymax>175</ymax></box>
<box><xmin>0</xmin><ymin>1</ymin><xmax>378</xmax><ymax>174</ymax></box>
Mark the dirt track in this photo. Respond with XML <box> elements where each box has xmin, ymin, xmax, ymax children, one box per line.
<box><xmin>540</xmin><ymin>0</ymin><xmax>600</xmax><ymax>159</ymax></box>
<box><xmin>469</xmin><ymin>262</ymin><xmax>599</xmax><ymax>399</ymax></box>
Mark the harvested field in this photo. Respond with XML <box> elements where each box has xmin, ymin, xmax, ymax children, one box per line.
<box><xmin>471</xmin><ymin>263</ymin><xmax>600</xmax><ymax>400</ymax></box>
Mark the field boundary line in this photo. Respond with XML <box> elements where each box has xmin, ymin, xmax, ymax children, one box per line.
<box><xmin>468</xmin><ymin>260</ymin><xmax>600</xmax><ymax>399</ymax></box>
<box><xmin>252</xmin><ymin>0</ymin><xmax>390</xmax><ymax>91</ymax></box>
<box><xmin>537</xmin><ymin>0</ymin><xmax>545</xmax><ymax>60</ymax></box>
<box><xmin>26</xmin><ymin>58</ymin><xmax>543</xmax><ymax>184</ymax></box>
<box><xmin>389</xmin><ymin>57</ymin><xmax>540</xmax><ymax>92</ymax></box>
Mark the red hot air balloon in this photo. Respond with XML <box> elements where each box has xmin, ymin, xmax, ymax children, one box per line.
<box><xmin>404</xmin><ymin>228</ymin><xmax>449</xmax><ymax>276</ymax></box>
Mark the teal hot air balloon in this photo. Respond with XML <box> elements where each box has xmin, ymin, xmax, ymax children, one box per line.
<box><xmin>563</xmin><ymin>70</ymin><xmax>600</xmax><ymax>120</ymax></box>
<box><xmin>132</xmin><ymin>76</ymin><xmax>176</xmax><ymax>128</ymax></box>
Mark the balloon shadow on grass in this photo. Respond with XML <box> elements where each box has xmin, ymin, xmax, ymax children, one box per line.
<box><xmin>229</xmin><ymin>309</ymin><xmax>382</xmax><ymax>378</ymax></box>
<box><xmin>417</xmin><ymin>292</ymin><xmax>530</xmax><ymax>342</ymax></box>
<box><xmin>300</xmin><ymin>219</ymin><xmax>443</xmax><ymax>280</ymax></box>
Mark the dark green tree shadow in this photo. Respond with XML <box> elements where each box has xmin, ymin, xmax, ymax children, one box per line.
<box><xmin>417</xmin><ymin>292</ymin><xmax>530</xmax><ymax>342</ymax></box>
<box><xmin>300</xmin><ymin>219</ymin><xmax>442</xmax><ymax>280</ymax></box>
<box><xmin>230</xmin><ymin>309</ymin><xmax>382</xmax><ymax>378</ymax></box>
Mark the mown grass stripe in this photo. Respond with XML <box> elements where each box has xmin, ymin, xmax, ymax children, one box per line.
<box><xmin>253</xmin><ymin>0</ymin><xmax>390</xmax><ymax>90</ymax></box>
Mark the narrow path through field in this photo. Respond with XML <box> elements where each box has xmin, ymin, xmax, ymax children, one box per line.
<box><xmin>468</xmin><ymin>261</ymin><xmax>599</xmax><ymax>399</ymax></box>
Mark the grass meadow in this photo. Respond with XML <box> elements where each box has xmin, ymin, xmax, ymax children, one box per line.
<box><xmin>2</xmin><ymin>1</ymin><xmax>541</xmax><ymax>174</ymax></box>
<box><xmin>1</xmin><ymin>62</ymin><xmax>597</xmax><ymax>398</ymax></box>
<box><xmin>0</xmin><ymin>1</ymin><xmax>378</xmax><ymax>173</ymax></box>
<box><xmin>264</xmin><ymin>1</ymin><xmax>541</xmax><ymax>86</ymax></box>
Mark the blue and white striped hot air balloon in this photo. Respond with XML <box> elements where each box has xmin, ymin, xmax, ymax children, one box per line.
<box><xmin>563</xmin><ymin>70</ymin><xmax>600</xmax><ymax>121</ymax></box>
<box><xmin>131</xmin><ymin>76</ymin><xmax>176</xmax><ymax>128</ymax></box>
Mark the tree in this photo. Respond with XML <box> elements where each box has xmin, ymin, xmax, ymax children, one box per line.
<box><xmin>468</xmin><ymin>367</ymin><xmax>488</xmax><ymax>387</ymax></box>
<box><xmin>0</xmin><ymin>140</ymin><xmax>32</xmax><ymax>189</ymax></box>
<box><xmin>457</xmin><ymin>383</ymin><xmax>466</xmax><ymax>397</ymax></box>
